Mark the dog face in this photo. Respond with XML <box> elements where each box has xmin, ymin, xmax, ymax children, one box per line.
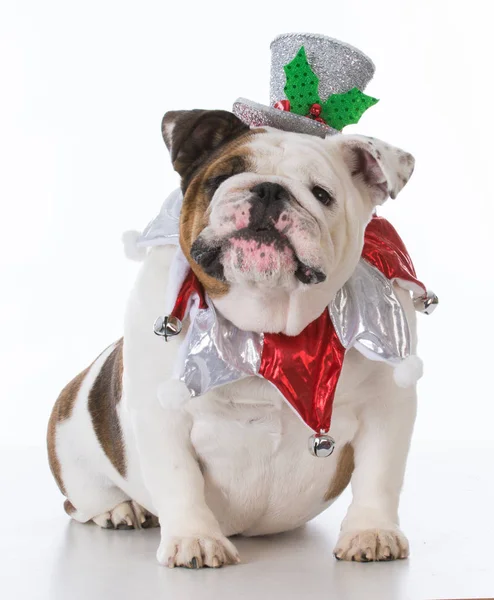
<box><xmin>163</xmin><ymin>110</ymin><xmax>414</xmax><ymax>333</ymax></box>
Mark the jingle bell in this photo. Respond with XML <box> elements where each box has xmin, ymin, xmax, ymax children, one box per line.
<box><xmin>309</xmin><ymin>433</ymin><xmax>336</xmax><ymax>457</ymax></box>
<box><xmin>413</xmin><ymin>290</ymin><xmax>439</xmax><ymax>315</ymax></box>
<box><xmin>153</xmin><ymin>315</ymin><xmax>182</xmax><ymax>341</ymax></box>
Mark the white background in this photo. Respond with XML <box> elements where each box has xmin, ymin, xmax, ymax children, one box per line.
<box><xmin>1</xmin><ymin>0</ymin><xmax>493</xmax><ymax>449</ymax></box>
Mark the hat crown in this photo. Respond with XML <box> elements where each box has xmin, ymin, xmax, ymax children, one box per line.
<box><xmin>269</xmin><ymin>33</ymin><xmax>375</xmax><ymax>107</ymax></box>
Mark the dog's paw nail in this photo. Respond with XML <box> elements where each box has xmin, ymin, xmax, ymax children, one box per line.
<box><xmin>356</xmin><ymin>550</ymin><xmax>371</xmax><ymax>562</ymax></box>
<box><xmin>211</xmin><ymin>556</ymin><xmax>221</xmax><ymax>568</ymax></box>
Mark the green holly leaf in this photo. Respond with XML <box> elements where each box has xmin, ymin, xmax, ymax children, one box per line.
<box><xmin>284</xmin><ymin>46</ymin><xmax>321</xmax><ymax>116</ymax></box>
<box><xmin>322</xmin><ymin>87</ymin><xmax>379</xmax><ymax>131</ymax></box>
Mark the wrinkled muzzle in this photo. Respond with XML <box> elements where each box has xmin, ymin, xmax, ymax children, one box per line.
<box><xmin>190</xmin><ymin>181</ymin><xmax>326</xmax><ymax>286</ymax></box>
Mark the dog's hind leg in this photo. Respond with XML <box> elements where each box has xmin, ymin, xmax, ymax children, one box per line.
<box><xmin>59</xmin><ymin>460</ymin><xmax>131</xmax><ymax>525</ymax></box>
<box><xmin>49</xmin><ymin>340</ymin><xmax>140</xmax><ymax>527</ymax></box>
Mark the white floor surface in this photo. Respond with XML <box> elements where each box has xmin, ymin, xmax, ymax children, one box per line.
<box><xmin>1</xmin><ymin>444</ymin><xmax>493</xmax><ymax>600</ymax></box>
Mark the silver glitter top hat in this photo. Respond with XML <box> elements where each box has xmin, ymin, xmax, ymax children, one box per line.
<box><xmin>233</xmin><ymin>33</ymin><xmax>376</xmax><ymax>138</ymax></box>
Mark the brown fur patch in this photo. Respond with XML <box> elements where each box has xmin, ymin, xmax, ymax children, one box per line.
<box><xmin>63</xmin><ymin>499</ymin><xmax>76</xmax><ymax>516</ymax></box>
<box><xmin>162</xmin><ymin>109</ymin><xmax>251</xmax><ymax>189</ymax></box>
<box><xmin>47</xmin><ymin>366</ymin><xmax>90</xmax><ymax>495</ymax></box>
<box><xmin>324</xmin><ymin>442</ymin><xmax>355</xmax><ymax>502</ymax></box>
<box><xmin>88</xmin><ymin>338</ymin><xmax>127</xmax><ymax>478</ymax></box>
<box><xmin>180</xmin><ymin>133</ymin><xmax>261</xmax><ymax>298</ymax></box>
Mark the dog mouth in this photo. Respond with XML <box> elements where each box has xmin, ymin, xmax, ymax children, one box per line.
<box><xmin>190</xmin><ymin>227</ymin><xmax>326</xmax><ymax>285</ymax></box>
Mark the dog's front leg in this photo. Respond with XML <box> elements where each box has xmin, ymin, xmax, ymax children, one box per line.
<box><xmin>131</xmin><ymin>394</ymin><xmax>239</xmax><ymax>569</ymax></box>
<box><xmin>334</xmin><ymin>381</ymin><xmax>417</xmax><ymax>562</ymax></box>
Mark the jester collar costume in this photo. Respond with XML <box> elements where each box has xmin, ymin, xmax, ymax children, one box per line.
<box><xmin>133</xmin><ymin>189</ymin><xmax>437</xmax><ymax>456</ymax></box>
<box><xmin>129</xmin><ymin>33</ymin><xmax>438</xmax><ymax>456</ymax></box>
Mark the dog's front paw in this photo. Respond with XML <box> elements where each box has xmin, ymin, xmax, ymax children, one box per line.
<box><xmin>334</xmin><ymin>528</ymin><xmax>409</xmax><ymax>562</ymax></box>
<box><xmin>157</xmin><ymin>535</ymin><xmax>240</xmax><ymax>569</ymax></box>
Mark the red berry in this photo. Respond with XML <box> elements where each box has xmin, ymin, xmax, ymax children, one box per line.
<box><xmin>274</xmin><ymin>100</ymin><xmax>291</xmax><ymax>112</ymax></box>
<box><xmin>309</xmin><ymin>103</ymin><xmax>322</xmax><ymax>117</ymax></box>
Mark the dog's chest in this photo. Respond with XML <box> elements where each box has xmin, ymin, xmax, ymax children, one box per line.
<box><xmin>185</xmin><ymin>378</ymin><xmax>357</xmax><ymax>536</ymax></box>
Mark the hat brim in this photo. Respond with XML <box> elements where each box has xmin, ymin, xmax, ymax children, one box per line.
<box><xmin>233</xmin><ymin>98</ymin><xmax>340</xmax><ymax>138</ymax></box>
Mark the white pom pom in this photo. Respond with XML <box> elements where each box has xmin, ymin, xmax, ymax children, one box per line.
<box><xmin>393</xmin><ymin>355</ymin><xmax>424</xmax><ymax>388</ymax></box>
<box><xmin>122</xmin><ymin>230</ymin><xmax>147</xmax><ymax>262</ymax></box>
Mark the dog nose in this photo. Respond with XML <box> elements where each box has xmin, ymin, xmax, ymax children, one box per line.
<box><xmin>251</xmin><ymin>182</ymin><xmax>287</xmax><ymax>204</ymax></box>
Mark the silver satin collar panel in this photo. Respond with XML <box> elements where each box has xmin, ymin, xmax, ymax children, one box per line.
<box><xmin>180</xmin><ymin>301</ymin><xmax>263</xmax><ymax>396</ymax></box>
<box><xmin>138</xmin><ymin>187</ymin><xmax>182</xmax><ymax>247</ymax></box>
<box><xmin>329</xmin><ymin>260</ymin><xmax>411</xmax><ymax>362</ymax></box>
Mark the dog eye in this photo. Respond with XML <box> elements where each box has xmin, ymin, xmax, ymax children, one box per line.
<box><xmin>312</xmin><ymin>186</ymin><xmax>334</xmax><ymax>206</ymax></box>
<box><xmin>206</xmin><ymin>174</ymin><xmax>231</xmax><ymax>193</ymax></box>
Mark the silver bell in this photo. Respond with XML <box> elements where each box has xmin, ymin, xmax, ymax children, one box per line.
<box><xmin>413</xmin><ymin>290</ymin><xmax>439</xmax><ymax>315</ymax></box>
<box><xmin>153</xmin><ymin>315</ymin><xmax>182</xmax><ymax>341</ymax></box>
<box><xmin>309</xmin><ymin>433</ymin><xmax>336</xmax><ymax>458</ymax></box>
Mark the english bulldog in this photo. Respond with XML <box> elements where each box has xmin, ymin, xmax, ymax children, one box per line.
<box><xmin>48</xmin><ymin>109</ymin><xmax>417</xmax><ymax>568</ymax></box>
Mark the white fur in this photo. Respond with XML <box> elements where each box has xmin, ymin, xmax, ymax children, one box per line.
<box><xmin>54</xmin><ymin>127</ymin><xmax>419</xmax><ymax>567</ymax></box>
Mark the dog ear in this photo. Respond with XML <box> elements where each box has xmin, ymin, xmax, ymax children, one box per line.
<box><xmin>338</xmin><ymin>135</ymin><xmax>415</xmax><ymax>205</ymax></box>
<box><xmin>161</xmin><ymin>109</ymin><xmax>250</xmax><ymax>186</ymax></box>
